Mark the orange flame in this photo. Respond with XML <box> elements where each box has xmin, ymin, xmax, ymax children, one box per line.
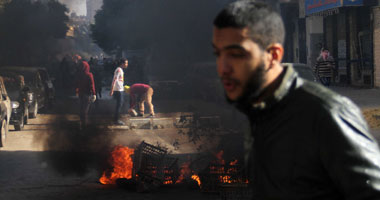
<box><xmin>99</xmin><ymin>146</ymin><xmax>134</xmax><ymax>185</ymax></box>
<box><xmin>230</xmin><ymin>159</ymin><xmax>238</xmax><ymax>165</ymax></box>
<box><xmin>191</xmin><ymin>175</ymin><xmax>201</xmax><ymax>186</ymax></box>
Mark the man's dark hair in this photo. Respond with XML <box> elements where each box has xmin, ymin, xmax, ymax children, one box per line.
<box><xmin>213</xmin><ymin>0</ymin><xmax>285</xmax><ymax>49</ymax></box>
<box><xmin>118</xmin><ymin>58</ymin><xmax>127</xmax><ymax>66</ymax></box>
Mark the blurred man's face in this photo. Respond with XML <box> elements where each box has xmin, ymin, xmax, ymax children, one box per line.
<box><xmin>73</xmin><ymin>55</ymin><xmax>81</xmax><ymax>63</ymax></box>
<box><xmin>322</xmin><ymin>50</ymin><xmax>329</xmax><ymax>59</ymax></box>
<box><xmin>213</xmin><ymin>27</ymin><xmax>268</xmax><ymax>101</ymax></box>
<box><xmin>122</xmin><ymin>60</ymin><xmax>128</xmax><ymax>68</ymax></box>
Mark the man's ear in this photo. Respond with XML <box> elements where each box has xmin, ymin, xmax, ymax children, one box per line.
<box><xmin>266</xmin><ymin>43</ymin><xmax>284</xmax><ymax>66</ymax></box>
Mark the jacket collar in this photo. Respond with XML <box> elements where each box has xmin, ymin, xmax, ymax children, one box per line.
<box><xmin>235</xmin><ymin>64</ymin><xmax>299</xmax><ymax>114</ymax></box>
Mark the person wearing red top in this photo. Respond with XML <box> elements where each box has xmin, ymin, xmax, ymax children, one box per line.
<box><xmin>125</xmin><ymin>83</ymin><xmax>154</xmax><ymax>117</ymax></box>
<box><xmin>74</xmin><ymin>54</ymin><xmax>96</xmax><ymax>130</ymax></box>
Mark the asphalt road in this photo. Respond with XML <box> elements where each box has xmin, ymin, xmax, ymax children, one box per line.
<box><xmin>0</xmin><ymin>112</ymin><xmax>238</xmax><ymax>200</ymax></box>
<box><xmin>2</xmin><ymin>85</ymin><xmax>380</xmax><ymax>200</ymax></box>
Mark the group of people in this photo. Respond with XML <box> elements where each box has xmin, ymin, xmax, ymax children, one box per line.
<box><xmin>74</xmin><ymin>55</ymin><xmax>155</xmax><ymax>129</ymax></box>
<box><xmin>109</xmin><ymin>58</ymin><xmax>155</xmax><ymax>125</ymax></box>
<box><xmin>73</xmin><ymin>0</ymin><xmax>380</xmax><ymax>198</ymax></box>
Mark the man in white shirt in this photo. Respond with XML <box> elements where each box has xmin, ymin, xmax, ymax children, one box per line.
<box><xmin>110</xmin><ymin>58</ymin><xmax>128</xmax><ymax>125</ymax></box>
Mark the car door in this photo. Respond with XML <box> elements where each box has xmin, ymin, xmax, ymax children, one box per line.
<box><xmin>0</xmin><ymin>79</ymin><xmax>11</xmax><ymax>124</ymax></box>
<box><xmin>0</xmin><ymin>82</ymin><xmax>6</xmax><ymax>122</ymax></box>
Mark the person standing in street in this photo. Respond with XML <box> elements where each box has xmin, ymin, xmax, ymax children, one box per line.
<box><xmin>125</xmin><ymin>83</ymin><xmax>155</xmax><ymax>117</ymax></box>
<box><xmin>74</xmin><ymin>55</ymin><xmax>96</xmax><ymax>130</ymax></box>
<box><xmin>315</xmin><ymin>48</ymin><xmax>335</xmax><ymax>86</ymax></box>
<box><xmin>110</xmin><ymin>58</ymin><xmax>128</xmax><ymax>125</ymax></box>
<box><xmin>212</xmin><ymin>1</ymin><xmax>380</xmax><ymax>199</ymax></box>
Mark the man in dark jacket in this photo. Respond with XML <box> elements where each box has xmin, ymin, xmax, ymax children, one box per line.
<box><xmin>74</xmin><ymin>55</ymin><xmax>96</xmax><ymax>130</ymax></box>
<box><xmin>212</xmin><ymin>1</ymin><xmax>380</xmax><ymax>199</ymax></box>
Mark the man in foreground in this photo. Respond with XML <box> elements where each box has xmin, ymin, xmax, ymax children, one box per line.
<box><xmin>125</xmin><ymin>83</ymin><xmax>155</xmax><ymax>117</ymax></box>
<box><xmin>212</xmin><ymin>1</ymin><xmax>380</xmax><ymax>198</ymax></box>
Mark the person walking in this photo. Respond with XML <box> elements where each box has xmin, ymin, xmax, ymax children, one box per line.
<box><xmin>110</xmin><ymin>58</ymin><xmax>128</xmax><ymax>125</ymax></box>
<box><xmin>125</xmin><ymin>83</ymin><xmax>155</xmax><ymax>117</ymax></box>
<box><xmin>74</xmin><ymin>55</ymin><xmax>96</xmax><ymax>130</ymax></box>
<box><xmin>315</xmin><ymin>48</ymin><xmax>335</xmax><ymax>86</ymax></box>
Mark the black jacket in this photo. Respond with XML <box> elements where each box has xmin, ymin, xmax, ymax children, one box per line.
<box><xmin>237</xmin><ymin>65</ymin><xmax>380</xmax><ymax>199</ymax></box>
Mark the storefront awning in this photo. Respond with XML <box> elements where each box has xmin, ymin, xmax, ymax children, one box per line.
<box><xmin>305</xmin><ymin>0</ymin><xmax>363</xmax><ymax>16</ymax></box>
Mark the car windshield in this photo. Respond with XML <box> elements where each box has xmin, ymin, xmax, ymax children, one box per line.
<box><xmin>2</xmin><ymin>76</ymin><xmax>21</xmax><ymax>91</ymax></box>
<box><xmin>2</xmin><ymin>69</ymin><xmax>35</xmax><ymax>85</ymax></box>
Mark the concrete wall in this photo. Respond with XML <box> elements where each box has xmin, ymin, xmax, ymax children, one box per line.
<box><xmin>373</xmin><ymin>6</ymin><xmax>380</xmax><ymax>87</ymax></box>
<box><xmin>86</xmin><ymin>0</ymin><xmax>102</xmax><ymax>23</ymax></box>
<box><xmin>306</xmin><ymin>16</ymin><xmax>324</xmax><ymax>68</ymax></box>
<box><xmin>58</xmin><ymin>0</ymin><xmax>87</xmax><ymax>16</ymax></box>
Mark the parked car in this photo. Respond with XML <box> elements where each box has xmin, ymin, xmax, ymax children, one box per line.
<box><xmin>1</xmin><ymin>73</ymin><xmax>31</xmax><ymax>130</ymax></box>
<box><xmin>0</xmin><ymin>77</ymin><xmax>11</xmax><ymax>147</ymax></box>
<box><xmin>0</xmin><ymin>66</ymin><xmax>47</xmax><ymax>118</ymax></box>
<box><xmin>282</xmin><ymin>63</ymin><xmax>319</xmax><ymax>83</ymax></box>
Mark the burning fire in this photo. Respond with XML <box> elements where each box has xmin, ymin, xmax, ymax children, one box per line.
<box><xmin>174</xmin><ymin>161</ymin><xmax>202</xmax><ymax>187</ymax></box>
<box><xmin>211</xmin><ymin>151</ymin><xmax>248</xmax><ymax>184</ymax></box>
<box><xmin>99</xmin><ymin>145</ymin><xmax>246</xmax><ymax>188</ymax></box>
<box><xmin>99</xmin><ymin>145</ymin><xmax>134</xmax><ymax>185</ymax></box>
<box><xmin>191</xmin><ymin>175</ymin><xmax>201</xmax><ymax>186</ymax></box>
<box><xmin>175</xmin><ymin>161</ymin><xmax>191</xmax><ymax>184</ymax></box>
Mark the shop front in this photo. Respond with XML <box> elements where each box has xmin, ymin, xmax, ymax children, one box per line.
<box><xmin>305</xmin><ymin>0</ymin><xmax>374</xmax><ymax>87</ymax></box>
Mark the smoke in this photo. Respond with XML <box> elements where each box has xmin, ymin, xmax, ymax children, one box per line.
<box><xmin>58</xmin><ymin>0</ymin><xmax>87</xmax><ymax>16</ymax></box>
<box><xmin>34</xmin><ymin>115</ymin><xmax>114</xmax><ymax>176</ymax></box>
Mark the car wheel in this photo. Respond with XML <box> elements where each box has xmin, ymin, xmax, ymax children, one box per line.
<box><xmin>14</xmin><ymin>116</ymin><xmax>24</xmax><ymax>131</ymax></box>
<box><xmin>30</xmin><ymin>102</ymin><xmax>38</xmax><ymax>118</ymax></box>
<box><xmin>0</xmin><ymin>119</ymin><xmax>7</xmax><ymax>147</ymax></box>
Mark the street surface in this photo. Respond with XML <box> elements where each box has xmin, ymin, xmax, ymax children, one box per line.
<box><xmin>1</xmin><ymin>85</ymin><xmax>380</xmax><ymax>200</ymax></box>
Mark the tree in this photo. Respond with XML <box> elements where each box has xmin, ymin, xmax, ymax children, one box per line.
<box><xmin>0</xmin><ymin>0</ymin><xmax>69</xmax><ymax>66</ymax></box>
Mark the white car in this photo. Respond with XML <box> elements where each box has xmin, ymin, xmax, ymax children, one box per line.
<box><xmin>0</xmin><ymin>76</ymin><xmax>11</xmax><ymax>147</ymax></box>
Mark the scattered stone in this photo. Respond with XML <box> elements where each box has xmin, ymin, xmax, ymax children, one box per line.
<box><xmin>153</xmin><ymin>124</ymin><xmax>164</xmax><ymax>129</ymax></box>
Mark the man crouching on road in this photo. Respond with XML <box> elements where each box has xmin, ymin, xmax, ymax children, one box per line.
<box><xmin>124</xmin><ymin>83</ymin><xmax>154</xmax><ymax>117</ymax></box>
<box><xmin>212</xmin><ymin>1</ymin><xmax>380</xmax><ymax>199</ymax></box>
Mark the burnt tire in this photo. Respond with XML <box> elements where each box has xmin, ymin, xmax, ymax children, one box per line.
<box><xmin>0</xmin><ymin>119</ymin><xmax>7</xmax><ymax>147</ymax></box>
<box><xmin>30</xmin><ymin>102</ymin><xmax>38</xmax><ymax>118</ymax></box>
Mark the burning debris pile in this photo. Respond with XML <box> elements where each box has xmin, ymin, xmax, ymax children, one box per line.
<box><xmin>199</xmin><ymin>150</ymin><xmax>248</xmax><ymax>193</ymax></box>
<box><xmin>99</xmin><ymin>145</ymin><xmax>134</xmax><ymax>184</ymax></box>
<box><xmin>100</xmin><ymin>141</ymin><xmax>251</xmax><ymax>199</ymax></box>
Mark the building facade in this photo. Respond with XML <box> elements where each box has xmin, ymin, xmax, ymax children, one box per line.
<box><xmin>86</xmin><ymin>0</ymin><xmax>102</xmax><ymax>23</ymax></box>
<box><xmin>303</xmin><ymin>0</ymin><xmax>378</xmax><ymax>87</ymax></box>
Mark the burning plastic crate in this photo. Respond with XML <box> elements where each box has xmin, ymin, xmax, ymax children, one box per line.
<box><xmin>199</xmin><ymin>161</ymin><xmax>249</xmax><ymax>194</ymax></box>
<box><xmin>132</xmin><ymin>141</ymin><xmax>178</xmax><ymax>189</ymax></box>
